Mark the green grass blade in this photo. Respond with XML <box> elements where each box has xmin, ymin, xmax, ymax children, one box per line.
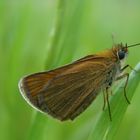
<box><xmin>88</xmin><ymin>63</ymin><xmax>140</xmax><ymax>140</ymax></box>
<box><xmin>26</xmin><ymin>0</ymin><xmax>66</xmax><ymax>140</ymax></box>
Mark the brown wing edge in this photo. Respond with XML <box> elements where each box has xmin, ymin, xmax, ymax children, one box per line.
<box><xmin>18</xmin><ymin>78</ymin><xmax>40</xmax><ymax>113</ymax></box>
<box><xmin>18</xmin><ymin>76</ymin><xmax>46</xmax><ymax>114</ymax></box>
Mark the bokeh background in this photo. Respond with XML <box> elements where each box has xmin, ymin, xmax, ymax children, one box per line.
<box><xmin>1</xmin><ymin>0</ymin><xmax>140</xmax><ymax>140</ymax></box>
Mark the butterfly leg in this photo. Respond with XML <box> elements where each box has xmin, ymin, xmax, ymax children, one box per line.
<box><xmin>106</xmin><ymin>87</ymin><xmax>112</xmax><ymax>121</ymax></box>
<box><xmin>102</xmin><ymin>90</ymin><xmax>106</xmax><ymax>111</ymax></box>
<box><xmin>121</xmin><ymin>64</ymin><xmax>137</xmax><ymax>72</ymax></box>
<box><xmin>116</xmin><ymin>73</ymin><xmax>130</xmax><ymax>104</ymax></box>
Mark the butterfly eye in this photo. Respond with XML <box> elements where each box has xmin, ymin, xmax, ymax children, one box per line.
<box><xmin>118</xmin><ymin>50</ymin><xmax>125</xmax><ymax>60</ymax></box>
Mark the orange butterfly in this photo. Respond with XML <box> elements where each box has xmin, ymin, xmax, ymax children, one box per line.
<box><xmin>19</xmin><ymin>43</ymin><xmax>140</xmax><ymax>121</ymax></box>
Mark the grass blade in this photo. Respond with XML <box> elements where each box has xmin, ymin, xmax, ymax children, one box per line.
<box><xmin>88</xmin><ymin>62</ymin><xmax>140</xmax><ymax>140</ymax></box>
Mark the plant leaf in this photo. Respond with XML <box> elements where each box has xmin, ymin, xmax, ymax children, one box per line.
<box><xmin>88</xmin><ymin>62</ymin><xmax>140</xmax><ymax>140</ymax></box>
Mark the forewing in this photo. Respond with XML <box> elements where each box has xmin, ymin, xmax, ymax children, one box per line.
<box><xmin>43</xmin><ymin>71</ymin><xmax>106</xmax><ymax>121</ymax></box>
<box><xmin>19</xmin><ymin>55</ymin><xmax>111</xmax><ymax>121</ymax></box>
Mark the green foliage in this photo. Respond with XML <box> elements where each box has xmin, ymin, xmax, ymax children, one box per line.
<box><xmin>88</xmin><ymin>63</ymin><xmax>140</xmax><ymax>140</ymax></box>
<box><xmin>1</xmin><ymin>0</ymin><xmax>140</xmax><ymax>140</ymax></box>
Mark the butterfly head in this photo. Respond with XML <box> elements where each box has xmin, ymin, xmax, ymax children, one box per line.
<box><xmin>117</xmin><ymin>43</ymin><xmax>128</xmax><ymax>60</ymax></box>
<box><xmin>113</xmin><ymin>43</ymin><xmax>140</xmax><ymax>61</ymax></box>
<box><xmin>112</xmin><ymin>43</ymin><xmax>128</xmax><ymax>61</ymax></box>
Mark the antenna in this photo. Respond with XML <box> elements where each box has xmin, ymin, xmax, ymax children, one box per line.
<box><xmin>127</xmin><ymin>43</ymin><xmax>140</xmax><ymax>48</ymax></box>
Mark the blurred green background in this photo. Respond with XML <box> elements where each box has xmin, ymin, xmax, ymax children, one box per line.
<box><xmin>1</xmin><ymin>0</ymin><xmax>140</xmax><ymax>140</ymax></box>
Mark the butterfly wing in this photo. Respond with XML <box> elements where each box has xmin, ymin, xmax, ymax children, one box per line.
<box><xmin>19</xmin><ymin>55</ymin><xmax>114</xmax><ymax>121</ymax></box>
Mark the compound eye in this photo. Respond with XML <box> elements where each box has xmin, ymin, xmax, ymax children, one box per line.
<box><xmin>118</xmin><ymin>50</ymin><xmax>125</xmax><ymax>60</ymax></box>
